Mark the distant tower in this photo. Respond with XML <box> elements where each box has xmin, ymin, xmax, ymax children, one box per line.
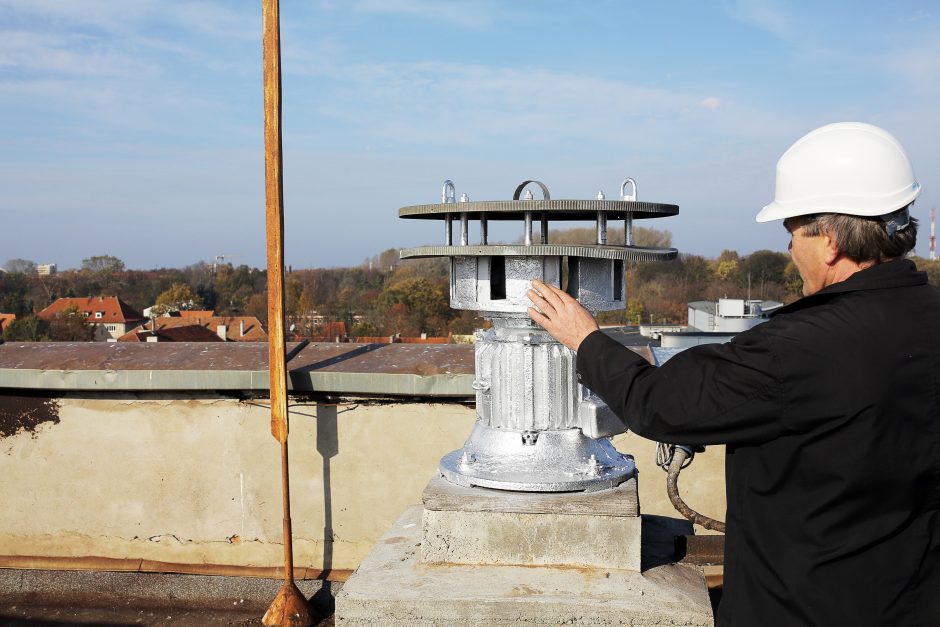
<box><xmin>930</xmin><ymin>207</ymin><xmax>936</xmax><ymax>261</ymax></box>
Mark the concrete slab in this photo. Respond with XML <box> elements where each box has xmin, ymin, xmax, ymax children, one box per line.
<box><xmin>336</xmin><ymin>506</ymin><xmax>714</xmax><ymax>626</ymax></box>
<box><xmin>0</xmin><ymin>568</ymin><xmax>340</xmax><ymax>626</ymax></box>
<box><xmin>422</xmin><ymin>474</ymin><xmax>639</xmax><ymax>516</ymax></box>
<box><xmin>422</xmin><ymin>508</ymin><xmax>642</xmax><ymax>570</ymax></box>
<box><xmin>422</xmin><ymin>475</ymin><xmax>642</xmax><ymax>570</ymax></box>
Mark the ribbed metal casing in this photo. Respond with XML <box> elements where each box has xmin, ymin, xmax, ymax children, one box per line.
<box><xmin>474</xmin><ymin>323</ymin><xmax>579</xmax><ymax>431</ymax></box>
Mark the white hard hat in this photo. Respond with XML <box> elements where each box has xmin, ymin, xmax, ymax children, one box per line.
<box><xmin>757</xmin><ymin>122</ymin><xmax>921</xmax><ymax>222</ymax></box>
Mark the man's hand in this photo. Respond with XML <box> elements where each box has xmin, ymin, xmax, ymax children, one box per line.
<box><xmin>527</xmin><ymin>279</ymin><xmax>599</xmax><ymax>351</ymax></box>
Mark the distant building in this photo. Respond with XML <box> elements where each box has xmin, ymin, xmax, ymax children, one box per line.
<box><xmin>119</xmin><ymin>325</ymin><xmax>225</xmax><ymax>343</ymax></box>
<box><xmin>686</xmin><ymin>298</ymin><xmax>783</xmax><ymax>333</ymax></box>
<box><xmin>142</xmin><ymin>307</ymin><xmax>216</xmax><ymax>318</ymax></box>
<box><xmin>119</xmin><ymin>315</ymin><xmax>267</xmax><ymax>342</ymax></box>
<box><xmin>36</xmin><ymin>264</ymin><xmax>57</xmax><ymax>276</ymax></box>
<box><xmin>37</xmin><ymin>297</ymin><xmax>145</xmax><ymax>340</ymax></box>
<box><xmin>656</xmin><ymin>298</ymin><xmax>784</xmax><ymax>349</ymax></box>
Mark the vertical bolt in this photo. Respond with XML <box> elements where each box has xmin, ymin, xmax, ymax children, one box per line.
<box><xmin>524</xmin><ymin>212</ymin><xmax>533</xmax><ymax>246</ymax></box>
<box><xmin>445</xmin><ymin>216</ymin><xmax>453</xmax><ymax>245</ymax></box>
<box><xmin>480</xmin><ymin>212</ymin><xmax>488</xmax><ymax>245</ymax></box>
<box><xmin>625</xmin><ymin>215</ymin><xmax>634</xmax><ymax>246</ymax></box>
<box><xmin>540</xmin><ymin>213</ymin><xmax>548</xmax><ymax>244</ymax></box>
<box><xmin>460</xmin><ymin>212</ymin><xmax>469</xmax><ymax>246</ymax></box>
<box><xmin>597</xmin><ymin>211</ymin><xmax>607</xmax><ymax>245</ymax></box>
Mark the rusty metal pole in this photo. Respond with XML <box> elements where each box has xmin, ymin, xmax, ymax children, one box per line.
<box><xmin>261</xmin><ymin>1</ymin><xmax>313</xmax><ymax>626</ymax></box>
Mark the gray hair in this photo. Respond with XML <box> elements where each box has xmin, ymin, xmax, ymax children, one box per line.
<box><xmin>790</xmin><ymin>205</ymin><xmax>918</xmax><ymax>263</ymax></box>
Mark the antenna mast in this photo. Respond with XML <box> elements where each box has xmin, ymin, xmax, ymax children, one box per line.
<box><xmin>930</xmin><ymin>207</ymin><xmax>936</xmax><ymax>261</ymax></box>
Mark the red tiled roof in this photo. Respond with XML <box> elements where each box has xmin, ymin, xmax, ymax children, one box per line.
<box><xmin>122</xmin><ymin>325</ymin><xmax>225</xmax><ymax>342</ymax></box>
<box><xmin>37</xmin><ymin>297</ymin><xmax>144</xmax><ymax>324</ymax></box>
<box><xmin>311</xmin><ymin>321</ymin><xmax>347</xmax><ymax>341</ymax></box>
<box><xmin>171</xmin><ymin>310</ymin><xmax>216</xmax><ymax>318</ymax></box>
<box><xmin>0</xmin><ymin>313</ymin><xmax>15</xmax><ymax>332</ymax></box>
<box><xmin>398</xmin><ymin>336</ymin><xmax>452</xmax><ymax>344</ymax></box>
<box><xmin>118</xmin><ymin>316</ymin><xmax>267</xmax><ymax>342</ymax></box>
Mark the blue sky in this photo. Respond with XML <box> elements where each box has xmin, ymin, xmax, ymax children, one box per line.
<box><xmin>1</xmin><ymin>0</ymin><xmax>938</xmax><ymax>270</ymax></box>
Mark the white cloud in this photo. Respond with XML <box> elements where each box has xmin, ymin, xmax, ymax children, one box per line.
<box><xmin>701</xmin><ymin>96</ymin><xmax>722</xmax><ymax>110</ymax></box>
<box><xmin>0</xmin><ymin>30</ymin><xmax>155</xmax><ymax>77</ymax></box>
<box><xmin>725</xmin><ymin>0</ymin><xmax>792</xmax><ymax>39</ymax></box>
<box><xmin>351</xmin><ymin>0</ymin><xmax>503</xmax><ymax>29</ymax></box>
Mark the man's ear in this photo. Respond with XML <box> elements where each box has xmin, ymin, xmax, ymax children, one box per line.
<box><xmin>823</xmin><ymin>233</ymin><xmax>840</xmax><ymax>265</ymax></box>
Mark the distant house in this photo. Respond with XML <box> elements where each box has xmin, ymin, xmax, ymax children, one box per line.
<box><xmin>37</xmin><ymin>264</ymin><xmax>57</xmax><ymax>276</ymax></box>
<box><xmin>174</xmin><ymin>310</ymin><xmax>216</xmax><ymax>318</ymax></box>
<box><xmin>118</xmin><ymin>315</ymin><xmax>267</xmax><ymax>342</ymax></box>
<box><xmin>142</xmin><ymin>307</ymin><xmax>216</xmax><ymax>318</ymax></box>
<box><xmin>119</xmin><ymin>325</ymin><xmax>225</xmax><ymax>343</ymax></box>
<box><xmin>0</xmin><ymin>313</ymin><xmax>15</xmax><ymax>334</ymax></box>
<box><xmin>37</xmin><ymin>297</ymin><xmax>145</xmax><ymax>340</ymax></box>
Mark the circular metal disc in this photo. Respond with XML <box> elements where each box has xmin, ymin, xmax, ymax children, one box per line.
<box><xmin>400</xmin><ymin>243</ymin><xmax>678</xmax><ymax>261</ymax></box>
<box><xmin>400</xmin><ymin>199</ymin><xmax>678</xmax><ymax>221</ymax></box>
<box><xmin>439</xmin><ymin>424</ymin><xmax>637</xmax><ymax>493</ymax></box>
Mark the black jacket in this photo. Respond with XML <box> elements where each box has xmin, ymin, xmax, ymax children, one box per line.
<box><xmin>577</xmin><ymin>260</ymin><xmax>940</xmax><ymax>626</ymax></box>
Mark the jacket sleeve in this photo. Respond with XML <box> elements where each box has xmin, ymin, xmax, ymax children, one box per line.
<box><xmin>576</xmin><ymin>328</ymin><xmax>785</xmax><ymax>446</ymax></box>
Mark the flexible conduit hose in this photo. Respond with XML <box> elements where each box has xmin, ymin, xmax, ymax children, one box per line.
<box><xmin>666</xmin><ymin>447</ymin><xmax>726</xmax><ymax>533</ymax></box>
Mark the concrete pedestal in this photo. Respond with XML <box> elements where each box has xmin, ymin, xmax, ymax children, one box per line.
<box><xmin>336</xmin><ymin>476</ymin><xmax>714</xmax><ymax>626</ymax></box>
<box><xmin>422</xmin><ymin>475</ymin><xmax>642</xmax><ymax>571</ymax></box>
<box><xmin>335</xmin><ymin>505</ymin><xmax>714</xmax><ymax>626</ymax></box>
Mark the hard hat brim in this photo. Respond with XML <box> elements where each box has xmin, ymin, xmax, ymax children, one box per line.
<box><xmin>756</xmin><ymin>184</ymin><xmax>921</xmax><ymax>223</ymax></box>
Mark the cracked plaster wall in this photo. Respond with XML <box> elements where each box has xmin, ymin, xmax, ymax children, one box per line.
<box><xmin>0</xmin><ymin>393</ymin><xmax>725</xmax><ymax>570</ymax></box>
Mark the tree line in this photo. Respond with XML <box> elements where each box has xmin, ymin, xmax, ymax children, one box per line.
<box><xmin>6</xmin><ymin>232</ymin><xmax>940</xmax><ymax>342</ymax></box>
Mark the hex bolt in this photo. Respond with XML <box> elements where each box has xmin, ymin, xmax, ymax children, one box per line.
<box><xmin>587</xmin><ymin>454</ymin><xmax>601</xmax><ymax>476</ymax></box>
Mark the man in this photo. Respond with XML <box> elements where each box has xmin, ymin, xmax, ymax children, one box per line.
<box><xmin>528</xmin><ymin>122</ymin><xmax>939</xmax><ymax>626</ymax></box>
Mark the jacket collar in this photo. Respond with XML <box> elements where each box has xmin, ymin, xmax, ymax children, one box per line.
<box><xmin>775</xmin><ymin>259</ymin><xmax>927</xmax><ymax>314</ymax></box>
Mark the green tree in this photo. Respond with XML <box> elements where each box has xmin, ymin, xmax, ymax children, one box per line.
<box><xmin>82</xmin><ymin>255</ymin><xmax>125</xmax><ymax>274</ymax></box>
<box><xmin>2</xmin><ymin>315</ymin><xmax>50</xmax><ymax>341</ymax></box>
<box><xmin>47</xmin><ymin>304</ymin><xmax>96</xmax><ymax>341</ymax></box>
<box><xmin>153</xmin><ymin>282</ymin><xmax>205</xmax><ymax>315</ymax></box>
<box><xmin>378</xmin><ymin>276</ymin><xmax>452</xmax><ymax>335</ymax></box>
<box><xmin>3</xmin><ymin>258</ymin><xmax>36</xmax><ymax>274</ymax></box>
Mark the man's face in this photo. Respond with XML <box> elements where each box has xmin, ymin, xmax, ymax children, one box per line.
<box><xmin>784</xmin><ymin>218</ymin><xmax>831</xmax><ymax>296</ymax></box>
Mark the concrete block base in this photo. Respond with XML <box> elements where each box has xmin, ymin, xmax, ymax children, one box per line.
<box><xmin>423</xmin><ymin>508</ymin><xmax>642</xmax><ymax>571</ymax></box>
<box><xmin>335</xmin><ymin>506</ymin><xmax>714</xmax><ymax>626</ymax></box>
<box><xmin>421</xmin><ymin>474</ymin><xmax>641</xmax><ymax>570</ymax></box>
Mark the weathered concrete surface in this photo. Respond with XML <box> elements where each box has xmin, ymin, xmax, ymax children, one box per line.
<box><xmin>0</xmin><ymin>389</ymin><xmax>725</xmax><ymax>572</ymax></box>
<box><xmin>0</xmin><ymin>394</ymin><xmax>474</xmax><ymax>571</ymax></box>
<box><xmin>422</xmin><ymin>474</ymin><xmax>639</xmax><ymax>516</ymax></box>
<box><xmin>422</xmin><ymin>508</ymin><xmax>642</xmax><ymax>570</ymax></box>
<box><xmin>0</xmin><ymin>568</ymin><xmax>339</xmax><ymax>626</ymax></box>
<box><xmin>336</xmin><ymin>506</ymin><xmax>713</xmax><ymax>626</ymax></box>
